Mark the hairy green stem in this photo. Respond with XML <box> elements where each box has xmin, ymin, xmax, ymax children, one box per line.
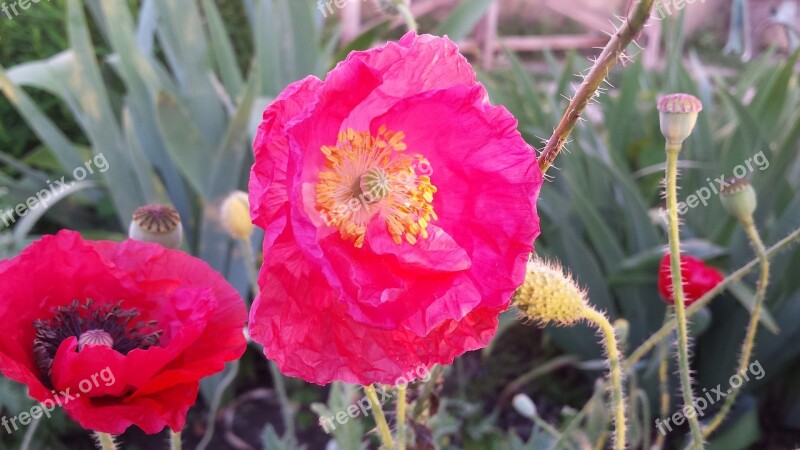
<box><xmin>365</xmin><ymin>384</ymin><xmax>395</xmax><ymax>449</ymax></box>
<box><xmin>625</xmin><ymin>227</ymin><xmax>800</xmax><ymax>371</ymax></box>
<box><xmin>665</xmin><ymin>146</ymin><xmax>705</xmax><ymax>449</ymax></box>
<box><xmin>539</xmin><ymin>0</ymin><xmax>655</xmax><ymax>174</ymax></box>
<box><xmin>702</xmin><ymin>221</ymin><xmax>769</xmax><ymax>437</ymax></box>
<box><xmin>94</xmin><ymin>433</ymin><xmax>118</xmax><ymax>450</ymax></box>
<box><xmin>170</xmin><ymin>431</ymin><xmax>182</xmax><ymax>450</ymax></box>
<box><xmin>583</xmin><ymin>307</ymin><xmax>626</xmax><ymax>450</ymax></box>
<box><xmin>397</xmin><ymin>384</ymin><xmax>407</xmax><ymax>450</ymax></box>
<box><xmin>396</xmin><ymin>3</ymin><xmax>417</xmax><ymax>32</ymax></box>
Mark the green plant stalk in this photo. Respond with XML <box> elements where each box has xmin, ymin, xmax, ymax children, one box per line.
<box><xmin>239</xmin><ymin>237</ymin><xmax>297</xmax><ymax>443</ymax></box>
<box><xmin>413</xmin><ymin>364</ymin><xmax>443</xmax><ymax>419</ymax></box>
<box><xmin>170</xmin><ymin>431</ymin><xmax>182</xmax><ymax>450</ymax></box>
<box><xmin>94</xmin><ymin>433</ymin><xmax>118</xmax><ymax>450</ymax></box>
<box><xmin>196</xmin><ymin>361</ymin><xmax>240</xmax><ymax>450</ymax></box>
<box><xmin>538</xmin><ymin>0</ymin><xmax>655</xmax><ymax>174</ymax></box>
<box><xmin>570</xmin><ymin>226</ymin><xmax>800</xmax><ymax>436</ymax></box>
<box><xmin>533</xmin><ymin>414</ymin><xmax>568</xmax><ymax>447</ymax></box>
<box><xmin>498</xmin><ymin>355</ymin><xmax>578</xmax><ymax>407</ymax></box>
<box><xmin>625</xmin><ymin>226</ymin><xmax>800</xmax><ymax>369</ymax></box>
<box><xmin>365</xmin><ymin>384</ymin><xmax>395</xmax><ymax>449</ymax></box>
<box><xmin>20</xmin><ymin>416</ymin><xmax>41</xmax><ymax>450</ymax></box>
<box><xmin>397</xmin><ymin>384</ymin><xmax>407</xmax><ymax>450</ymax></box>
<box><xmin>582</xmin><ymin>307</ymin><xmax>626</xmax><ymax>450</ymax></box>
<box><xmin>396</xmin><ymin>3</ymin><xmax>418</xmax><ymax>32</ymax></box>
<box><xmin>702</xmin><ymin>220</ymin><xmax>769</xmax><ymax>437</ymax></box>
<box><xmin>551</xmin><ymin>381</ymin><xmax>606</xmax><ymax>450</ymax></box>
<box><xmin>665</xmin><ymin>145</ymin><xmax>705</xmax><ymax>449</ymax></box>
<box><xmin>655</xmin><ymin>323</ymin><xmax>670</xmax><ymax>450</ymax></box>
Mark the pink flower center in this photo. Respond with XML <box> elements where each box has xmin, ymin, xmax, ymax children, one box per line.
<box><xmin>314</xmin><ymin>126</ymin><xmax>438</xmax><ymax>248</ymax></box>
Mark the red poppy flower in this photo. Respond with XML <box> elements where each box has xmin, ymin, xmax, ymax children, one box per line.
<box><xmin>0</xmin><ymin>231</ymin><xmax>247</xmax><ymax>434</ymax></box>
<box><xmin>657</xmin><ymin>253</ymin><xmax>724</xmax><ymax>306</ymax></box>
<box><xmin>249</xmin><ymin>32</ymin><xmax>542</xmax><ymax>385</ymax></box>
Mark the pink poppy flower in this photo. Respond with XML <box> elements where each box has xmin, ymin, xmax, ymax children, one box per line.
<box><xmin>249</xmin><ymin>32</ymin><xmax>542</xmax><ymax>385</ymax></box>
<box><xmin>0</xmin><ymin>231</ymin><xmax>247</xmax><ymax>434</ymax></box>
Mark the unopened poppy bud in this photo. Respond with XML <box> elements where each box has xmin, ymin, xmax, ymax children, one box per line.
<box><xmin>720</xmin><ymin>178</ymin><xmax>757</xmax><ymax>222</ymax></box>
<box><xmin>657</xmin><ymin>93</ymin><xmax>703</xmax><ymax>147</ymax></box>
<box><xmin>220</xmin><ymin>191</ymin><xmax>253</xmax><ymax>240</ymax></box>
<box><xmin>129</xmin><ymin>204</ymin><xmax>183</xmax><ymax>249</ymax></box>
<box><xmin>512</xmin><ymin>394</ymin><xmax>537</xmax><ymax>419</ymax></box>
<box><xmin>514</xmin><ymin>258</ymin><xmax>589</xmax><ymax>326</ymax></box>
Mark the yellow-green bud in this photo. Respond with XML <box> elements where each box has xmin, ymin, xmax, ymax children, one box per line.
<box><xmin>220</xmin><ymin>191</ymin><xmax>253</xmax><ymax>240</ymax></box>
<box><xmin>129</xmin><ymin>204</ymin><xmax>183</xmax><ymax>249</ymax></box>
<box><xmin>657</xmin><ymin>93</ymin><xmax>703</xmax><ymax>146</ymax></box>
<box><xmin>514</xmin><ymin>258</ymin><xmax>589</xmax><ymax>326</ymax></box>
<box><xmin>720</xmin><ymin>178</ymin><xmax>757</xmax><ymax>222</ymax></box>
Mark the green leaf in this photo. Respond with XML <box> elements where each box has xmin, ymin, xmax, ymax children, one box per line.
<box><xmin>434</xmin><ymin>0</ymin><xmax>494</xmax><ymax>42</ymax></box>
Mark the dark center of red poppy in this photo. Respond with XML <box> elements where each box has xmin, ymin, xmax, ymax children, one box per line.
<box><xmin>33</xmin><ymin>300</ymin><xmax>162</xmax><ymax>386</ymax></box>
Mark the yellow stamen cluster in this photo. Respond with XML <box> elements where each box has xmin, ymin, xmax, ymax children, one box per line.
<box><xmin>315</xmin><ymin>126</ymin><xmax>437</xmax><ymax>248</ymax></box>
<box><xmin>514</xmin><ymin>258</ymin><xmax>589</xmax><ymax>326</ymax></box>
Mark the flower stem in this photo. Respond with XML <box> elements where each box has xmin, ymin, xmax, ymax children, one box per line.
<box><xmin>94</xmin><ymin>433</ymin><xmax>118</xmax><ymax>450</ymax></box>
<box><xmin>655</xmin><ymin>314</ymin><xmax>671</xmax><ymax>450</ymax></box>
<box><xmin>20</xmin><ymin>416</ymin><xmax>41</xmax><ymax>450</ymax></box>
<box><xmin>170</xmin><ymin>431</ymin><xmax>182</xmax><ymax>450</ymax></box>
<box><xmin>238</xmin><ymin>237</ymin><xmax>260</xmax><ymax>299</ymax></box>
<box><xmin>269</xmin><ymin>359</ymin><xmax>297</xmax><ymax>442</ymax></box>
<box><xmin>397</xmin><ymin>384</ymin><xmax>407</xmax><ymax>450</ymax></box>
<box><xmin>238</xmin><ymin>236</ymin><xmax>297</xmax><ymax>443</ymax></box>
<box><xmin>396</xmin><ymin>2</ymin><xmax>418</xmax><ymax>32</ymax></box>
<box><xmin>625</xmin><ymin>226</ymin><xmax>800</xmax><ymax>369</ymax></box>
<box><xmin>538</xmin><ymin>0</ymin><xmax>655</xmax><ymax>174</ymax></box>
<box><xmin>665</xmin><ymin>145</ymin><xmax>704</xmax><ymax>449</ymax></box>
<box><xmin>413</xmin><ymin>364</ymin><xmax>443</xmax><ymax>419</ymax></box>
<box><xmin>365</xmin><ymin>384</ymin><xmax>395</xmax><ymax>449</ymax></box>
<box><xmin>582</xmin><ymin>307</ymin><xmax>626</xmax><ymax>450</ymax></box>
<box><xmin>702</xmin><ymin>220</ymin><xmax>769</xmax><ymax>437</ymax></box>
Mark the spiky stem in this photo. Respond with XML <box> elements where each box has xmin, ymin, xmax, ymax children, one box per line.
<box><xmin>170</xmin><ymin>431</ymin><xmax>182</xmax><ymax>450</ymax></box>
<box><xmin>582</xmin><ymin>307</ymin><xmax>626</xmax><ymax>450</ymax></box>
<box><xmin>702</xmin><ymin>220</ymin><xmax>769</xmax><ymax>437</ymax></box>
<box><xmin>365</xmin><ymin>384</ymin><xmax>395</xmax><ymax>449</ymax></box>
<box><xmin>397</xmin><ymin>384</ymin><xmax>407</xmax><ymax>450</ymax></box>
<box><xmin>94</xmin><ymin>433</ymin><xmax>118</xmax><ymax>450</ymax></box>
<box><xmin>538</xmin><ymin>0</ymin><xmax>656</xmax><ymax>174</ymax></box>
<box><xmin>625</xmin><ymin>226</ymin><xmax>800</xmax><ymax>369</ymax></box>
<box><xmin>665</xmin><ymin>145</ymin><xmax>704</xmax><ymax>449</ymax></box>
